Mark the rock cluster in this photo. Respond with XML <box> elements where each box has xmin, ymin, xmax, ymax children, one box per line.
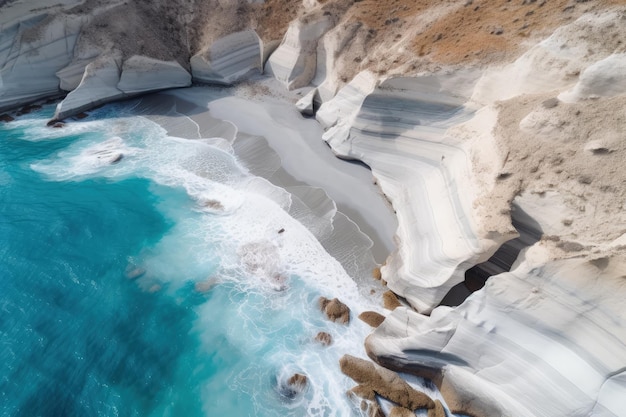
<box><xmin>340</xmin><ymin>355</ymin><xmax>434</xmax><ymax>411</ymax></box>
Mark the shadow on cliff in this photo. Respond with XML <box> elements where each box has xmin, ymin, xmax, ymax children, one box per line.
<box><xmin>438</xmin><ymin>203</ymin><xmax>542</xmax><ymax>308</ymax></box>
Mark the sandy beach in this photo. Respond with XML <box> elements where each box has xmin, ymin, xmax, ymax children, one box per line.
<box><xmin>134</xmin><ymin>82</ymin><xmax>398</xmax><ymax>267</ymax></box>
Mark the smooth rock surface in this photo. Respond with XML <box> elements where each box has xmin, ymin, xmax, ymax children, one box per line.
<box><xmin>53</xmin><ymin>54</ymin><xmax>123</xmax><ymax>120</ymax></box>
<box><xmin>265</xmin><ymin>14</ymin><xmax>333</xmax><ymax>90</ymax></box>
<box><xmin>367</xmin><ymin>254</ymin><xmax>626</xmax><ymax>417</ymax></box>
<box><xmin>118</xmin><ymin>55</ymin><xmax>191</xmax><ymax>94</ymax></box>
<box><xmin>319</xmin><ymin>74</ymin><xmax>506</xmax><ymax>312</ymax></box>
<box><xmin>0</xmin><ymin>13</ymin><xmax>85</xmax><ymax>111</ymax></box>
<box><xmin>191</xmin><ymin>30</ymin><xmax>262</xmax><ymax>85</ymax></box>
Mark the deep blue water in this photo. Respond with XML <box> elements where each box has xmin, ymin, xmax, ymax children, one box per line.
<box><xmin>0</xmin><ymin>103</ymin><xmax>375</xmax><ymax>417</ymax></box>
<box><xmin>0</xmin><ymin>112</ymin><xmax>209</xmax><ymax>416</ymax></box>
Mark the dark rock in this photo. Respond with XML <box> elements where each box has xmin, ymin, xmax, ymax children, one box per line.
<box><xmin>358</xmin><ymin>311</ymin><xmax>386</xmax><ymax>328</ymax></box>
<box><xmin>319</xmin><ymin>296</ymin><xmax>350</xmax><ymax>324</ymax></box>
<box><xmin>279</xmin><ymin>373</ymin><xmax>308</xmax><ymax>399</ymax></box>
<box><xmin>0</xmin><ymin>113</ymin><xmax>15</xmax><ymax>122</ymax></box>
<box><xmin>383</xmin><ymin>290</ymin><xmax>402</xmax><ymax>310</ymax></box>
<box><xmin>16</xmin><ymin>104</ymin><xmax>41</xmax><ymax>116</ymax></box>
<box><xmin>202</xmin><ymin>199</ymin><xmax>224</xmax><ymax>210</ymax></box>
<box><xmin>51</xmin><ymin>122</ymin><xmax>65</xmax><ymax>128</ymax></box>
<box><xmin>110</xmin><ymin>153</ymin><xmax>124</xmax><ymax>164</ymax></box>
<box><xmin>75</xmin><ymin>112</ymin><xmax>89</xmax><ymax>119</ymax></box>
<box><xmin>340</xmin><ymin>354</ymin><xmax>435</xmax><ymax>411</ymax></box>
<box><xmin>315</xmin><ymin>331</ymin><xmax>333</xmax><ymax>346</ymax></box>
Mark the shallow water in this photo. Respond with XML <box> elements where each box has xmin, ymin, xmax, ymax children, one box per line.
<box><xmin>0</xmin><ymin>102</ymin><xmax>379</xmax><ymax>417</ymax></box>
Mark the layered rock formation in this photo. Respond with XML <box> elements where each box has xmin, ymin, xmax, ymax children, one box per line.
<box><xmin>3</xmin><ymin>0</ymin><xmax>626</xmax><ymax>416</ymax></box>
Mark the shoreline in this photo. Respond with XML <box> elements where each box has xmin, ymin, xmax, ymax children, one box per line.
<box><xmin>134</xmin><ymin>83</ymin><xmax>399</xmax><ymax>266</ymax></box>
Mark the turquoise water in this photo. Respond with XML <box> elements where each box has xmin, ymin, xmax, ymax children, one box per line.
<box><xmin>0</xmin><ymin>103</ymin><xmax>375</xmax><ymax>417</ymax></box>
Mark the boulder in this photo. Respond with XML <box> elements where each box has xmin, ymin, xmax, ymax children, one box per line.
<box><xmin>358</xmin><ymin>311</ymin><xmax>386</xmax><ymax>328</ymax></box>
<box><xmin>318</xmin><ymin>296</ymin><xmax>350</xmax><ymax>324</ymax></box>
<box><xmin>315</xmin><ymin>331</ymin><xmax>333</xmax><ymax>346</ymax></box>
<box><xmin>340</xmin><ymin>354</ymin><xmax>434</xmax><ymax>411</ymax></box>
<box><xmin>383</xmin><ymin>290</ymin><xmax>402</xmax><ymax>310</ymax></box>
<box><xmin>278</xmin><ymin>373</ymin><xmax>308</xmax><ymax>399</ymax></box>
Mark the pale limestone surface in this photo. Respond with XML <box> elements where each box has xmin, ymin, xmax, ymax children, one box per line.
<box><xmin>0</xmin><ymin>13</ymin><xmax>86</xmax><ymax>111</ymax></box>
<box><xmin>53</xmin><ymin>54</ymin><xmax>123</xmax><ymax>120</ymax></box>
<box><xmin>265</xmin><ymin>13</ymin><xmax>333</xmax><ymax>90</ymax></box>
<box><xmin>118</xmin><ymin>55</ymin><xmax>191</xmax><ymax>94</ymax></box>
<box><xmin>190</xmin><ymin>30</ymin><xmax>262</xmax><ymax>85</ymax></box>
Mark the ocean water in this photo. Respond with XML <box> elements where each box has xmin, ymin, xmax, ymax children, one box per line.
<box><xmin>0</xmin><ymin>102</ymin><xmax>377</xmax><ymax>417</ymax></box>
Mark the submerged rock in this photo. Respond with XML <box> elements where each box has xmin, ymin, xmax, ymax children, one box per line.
<box><xmin>278</xmin><ymin>373</ymin><xmax>308</xmax><ymax>400</ymax></box>
<box><xmin>125</xmin><ymin>266</ymin><xmax>146</xmax><ymax>280</ymax></box>
<box><xmin>314</xmin><ymin>331</ymin><xmax>333</xmax><ymax>346</ymax></box>
<box><xmin>318</xmin><ymin>296</ymin><xmax>350</xmax><ymax>324</ymax></box>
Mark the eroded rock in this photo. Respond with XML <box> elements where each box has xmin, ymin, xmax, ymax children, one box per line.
<box><xmin>358</xmin><ymin>311</ymin><xmax>386</xmax><ymax>328</ymax></box>
<box><xmin>340</xmin><ymin>354</ymin><xmax>434</xmax><ymax>411</ymax></box>
<box><xmin>318</xmin><ymin>296</ymin><xmax>350</xmax><ymax>324</ymax></box>
<box><xmin>315</xmin><ymin>331</ymin><xmax>333</xmax><ymax>346</ymax></box>
<box><xmin>383</xmin><ymin>290</ymin><xmax>402</xmax><ymax>310</ymax></box>
<box><xmin>278</xmin><ymin>373</ymin><xmax>308</xmax><ymax>399</ymax></box>
<box><xmin>427</xmin><ymin>400</ymin><xmax>446</xmax><ymax>417</ymax></box>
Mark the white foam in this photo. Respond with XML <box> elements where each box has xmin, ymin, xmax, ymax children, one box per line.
<box><xmin>24</xmin><ymin>105</ymin><xmax>382</xmax><ymax>416</ymax></box>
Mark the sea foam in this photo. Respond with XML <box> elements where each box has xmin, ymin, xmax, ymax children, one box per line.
<box><xmin>24</xmin><ymin>102</ymin><xmax>378</xmax><ymax>417</ymax></box>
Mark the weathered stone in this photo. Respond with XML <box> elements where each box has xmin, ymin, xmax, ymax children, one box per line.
<box><xmin>279</xmin><ymin>373</ymin><xmax>308</xmax><ymax>399</ymax></box>
<box><xmin>348</xmin><ymin>384</ymin><xmax>376</xmax><ymax>401</ymax></box>
<box><xmin>315</xmin><ymin>331</ymin><xmax>333</xmax><ymax>346</ymax></box>
<box><xmin>358</xmin><ymin>311</ymin><xmax>386</xmax><ymax>328</ymax></box>
<box><xmin>389</xmin><ymin>406</ymin><xmax>416</xmax><ymax>417</ymax></box>
<box><xmin>288</xmin><ymin>373</ymin><xmax>308</xmax><ymax>388</ymax></box>
<box><xmin>319</xmin><ymin>296</ymin><xmax>350</xmax><ymax>324</ymax></box>
<box><xmin>340</xmin><ymin>355</ymin><xmax>435</xmax><ymax>410</ymax></box>
<box><xmin>427</xmin><ymin>400</ymin><xmax>446</xmax><ymax>417</ymax></box>
<box><xmin>0</xmin><ymin>114</ymin><xmax>15</xmax><ymax>122</ymax></box>
<box><xmin>383</xmin><ymin>290</ymin><xmax>402</xmax><ymax>310</ymax></box>
<box><xmin>372</xmin><ymin>267</ymin><xmax>382</xmax><ymax>280</ymax></box>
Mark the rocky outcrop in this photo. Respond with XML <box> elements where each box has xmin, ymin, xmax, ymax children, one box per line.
<box><xmin>367</xmin><ymin>254</ymin><xmax>626</xmax><ymax>417</ymax></box>
<box><xmin>265</xmin><ymin>12</ymin><xmax>333</xmax><ymax>90</ymax></box>
<box><xmin>190</xmin><ymin>30</ymin><xmax>262</xmax><ymax>85</ymax></box>
<box><xmin>53</xmin><ymin>54</ymin><xmax>124</xmax><ymax>120</ymax></box>
<box><xmin>118</xmin><ymin>55</ymin><xmax>190</xmax><ymax>94</ymax></box>
<box><xmin>0</xmin><ymin>13</ymin><xmax>86</xmax><ymax>112</ymax></box>
<box><xmin>318</xmin><ymin>72</ymin><xmax>508</xmax><ymax>313</ymax></box>
<box><xmin>3</xmin><ymin>2</ymin><xmax>626</xmax><ymax>417</ymax></box>
<box><xmin>340</xmin><ymin>354</ymin><xmax>434</xmax><ymax>411</ymax></box>
<box><xmin>52</xmin><ymin>54</ymin><xmax>191</xmax><ymax>120</ymax></box>
<box><xmin>277</xmin><ymin>372</ymin><xmax>309</xmax><ymax>399</ymax></box>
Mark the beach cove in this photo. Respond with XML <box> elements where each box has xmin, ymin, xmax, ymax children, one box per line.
<box><xmin>2</xmin><ymin>0</ymin><xmax>626</xmax><ymax>416</ymax></box>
